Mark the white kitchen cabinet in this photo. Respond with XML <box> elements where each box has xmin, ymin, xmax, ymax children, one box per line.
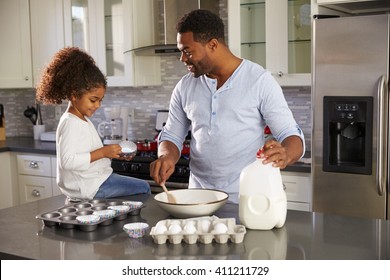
<box><xmin>30</xmin><ymin>0</ymin><xmax>66</xmax><ymax>85</ymax></box>
<box><xmin>228</xmin><ymin>0</ymin><xmax>312</xmax><ymax>86</ymax></box>
<box><xmin>0</xmin><ymin>0</ymin><xmax>66</xmax><ymax>89</ymax></box>
<box><xmin>63</xmin><ymin>0</ymin><xmax>161</xmax><ymax>87</ymax></box>
<box><xmin>17</xmin><ymin>154</ymin><xmax>59</xmax><ymax>204</ymax></box>
<box><xmin>0</xmin><ymin>0</ymin><xmax>33</xmax><ymax>88</ymax></box>
<box><xmin>281</xmin><ymin>171</ymin><xmax>312</xmax><ymax>211</ymax></box>
<box><xmin>0</xmin><ymin>152</ymin><xmax>18</xmax><ymax>209</ymax></box>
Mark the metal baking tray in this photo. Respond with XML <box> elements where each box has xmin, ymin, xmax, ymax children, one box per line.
<box><xmin>36</xmin><ymin>199</ymin><xmax>145</xmax><ymax>232</ymax></box>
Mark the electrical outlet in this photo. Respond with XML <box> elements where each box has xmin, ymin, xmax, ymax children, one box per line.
<box><xmin>128</xmin><ymin>109</ymin><xmax>135</xmax><ymax>123</ymax></box>
<box><xmin>55</xmin><ymin>105</ymin><xmax>62</xmax><ymax>120</ymax></box>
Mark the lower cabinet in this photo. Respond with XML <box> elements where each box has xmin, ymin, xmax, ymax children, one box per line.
<box><xmin>16</xmin><ymin>153</ymin><xmax>60</xmax><ymax>204</ymax></box>
<box><xmin>281</xmin><ymin>171</ymin><xmax>312</xmax><ymax>212</ymax></box>
<box><xmin>0</xmin><ymin>152</ymin><xmax>18</xmax><ymax>209</ymax></box>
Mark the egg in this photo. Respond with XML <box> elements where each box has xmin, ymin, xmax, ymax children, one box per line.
<box><xmin>154</xmin><ymin>224</ymin><xmax>168</xmax><ymax>235</ymax></box>
<box><xmin>199</xmin><ymin>219</ymin><xmax>211</xmax><ymax>233</ymax></box>
<box><xmin>185</xmin><ymin>220</ymin><xmax>196</xmax><ymax>227</ymax></box>
<box><xmin>183</xmin><ymin>223</ymin><xmax>197</xmax><ymax>234</ymax></box>
<box><xmin>213</xmin><ymin>222</ymin><xmax>228</xmax><ymax>234</ymax></box>
<box><xmin>170</xmin><ymin>220</ymin><xmax>181</xmax><ymax>225</ymax></box>
<box><xmin>168</xmin><ymin>223</ymin><xmax>182</xmax><ymax>234</ymax></box>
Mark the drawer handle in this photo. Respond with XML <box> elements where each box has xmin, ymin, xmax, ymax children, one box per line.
<box><xmin>29</xmin><ymin>161</ymin><xmax>39</xmax><ymax>169</ymax></box>
<box><xmin>31</xmin><ymin>189</ymin><xmax>40</xmax><ymax>197</ymax></box>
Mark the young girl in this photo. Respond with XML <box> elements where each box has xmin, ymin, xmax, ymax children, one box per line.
<box><xmin>36</xmin><ymin>47</ymin><xmax>150</xmax><ymax>200</ymax></box>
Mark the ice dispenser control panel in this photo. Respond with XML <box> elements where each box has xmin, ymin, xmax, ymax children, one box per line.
<box><xmin>323</xmin><ymin>96</ymin><xmax>373</xmax><ymax>175</ymax></box>
<box><xmin>332</xmin><ymin>103</ymin><xmax>363</xmax><ymax>122</ymax></box>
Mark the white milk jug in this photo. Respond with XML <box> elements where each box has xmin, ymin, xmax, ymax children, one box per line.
<box><xmin>239</xmin><ymin>159</ymin><xmax>287</xmax><ymax>230</ymax></box>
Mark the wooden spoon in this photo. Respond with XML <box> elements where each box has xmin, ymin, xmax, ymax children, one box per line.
<box><xmin>161</xmin><ymin>184</ymin><xmax>177</xmax><ymax>204</ymax></box>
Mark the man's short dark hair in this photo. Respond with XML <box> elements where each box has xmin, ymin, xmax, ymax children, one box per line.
<box><xmin>176</xmin><ymin>9</ymin><xmax>225</xmax><ymax>44</ymax></box>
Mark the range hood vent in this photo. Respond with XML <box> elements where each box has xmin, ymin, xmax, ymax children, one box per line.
<box><xmin>125</xmin><ymin>0</ymin><xmax>219</xmax><ymax>56</ymax></box>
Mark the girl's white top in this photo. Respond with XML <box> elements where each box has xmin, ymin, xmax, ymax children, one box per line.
<box><xmin>56</xmin><ymin>112</ymin><xmax>112</xmax><ymax>199</ymax></box>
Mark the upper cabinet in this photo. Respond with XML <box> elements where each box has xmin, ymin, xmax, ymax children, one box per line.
<box><xmin>63</xmin><ymin>0</ymin><xmax>161</xmax><ymax>87</ymax></box>
<box><xmin>0</xmin><ymin>0</ymin><xmax>161</xmax><ymax>89</ymax></box>
<box><xmin>30</xmin><ymin>0</ymin><xmax>66</xmax><ymax>86</ymax></box>
<box><xmin>228</xmin><ymin>0</ymin><xmax>312</xmax><ymax>86</ymax></box>
<box><xmin>0</xmin><ymin>0</ymin><xmax>33</xmax><ymax>88</ymax></box>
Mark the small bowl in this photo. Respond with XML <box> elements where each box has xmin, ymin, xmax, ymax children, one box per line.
<box><xmin>119</xmin><ymin>140</ymin><xmax>137</xmax><ymax>160</ymax></box>
<box><xmin>123</xmin><ymin>222</ymin><xmax>149</xmax><ymax>238</ymax></box>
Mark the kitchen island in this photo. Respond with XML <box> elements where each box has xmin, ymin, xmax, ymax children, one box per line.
<box><xmin>0</xmin><ymin>193</ymin><xmax>388</xmax><ymax>260</ymax></box>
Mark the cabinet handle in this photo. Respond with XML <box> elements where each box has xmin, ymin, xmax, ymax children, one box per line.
<box><xmin>283</xmin><ymin>183</ymin><xmax>286</xmax><ymax>191</ymax></box>
<box><xmin>24</xmin><ymin>76</ymin><xmax>30</xmax><ymax>81</ymax></box>
<box><xmin>29</xmin><ymin>161</ymin><xmax>39</xmax><ymax>169</ymax></box>
<box><xmin>31</xmin><ymin>189</ymin><xmax>40</xmax><ymax>197</ymax></box>
<box><xmin>277</xmin><ymin>71</ymin><xmax>283</xmax><ymax>77</ymax></box>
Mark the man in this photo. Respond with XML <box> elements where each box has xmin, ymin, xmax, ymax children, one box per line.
<box><xmin>150</xmin><ymin>9</ymin><xmax>304</xmax><ymax>203</ymax></box>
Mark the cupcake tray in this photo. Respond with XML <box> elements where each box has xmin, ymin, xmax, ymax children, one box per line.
<box><xmin>150</xmin><ymin>216</ymin><xmax>246</xmax><ymax>245</ymax></box>
<box><xmin>36</xmin><ymin>199</ymin><xmax>144</xmax><ymax>232</ymax></box>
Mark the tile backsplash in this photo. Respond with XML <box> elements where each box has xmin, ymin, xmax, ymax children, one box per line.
<box><xmin>0</xmin><ymin>55</ymin><xmax>311</xmax><ymax>151</ymax></box>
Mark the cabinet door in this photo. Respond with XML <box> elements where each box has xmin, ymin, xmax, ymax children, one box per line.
<box><xmin>30</xmin><ymin>0</ymin><xmax>65</xmax><ymax>85</ymax></box>
<box><xmin>281</xmin><ymin>172</ymin><xmax>312</xmax><ymax>211</ymax></box>
<box><xmin>0</xmin><ymin>152</ymin><xmax>18</xmax><ymax>209</ymax></box>
<box><xmin>234</xmin><ymin>0</ymin><xmax>311</xmax><ymax>86</ymax></box>
<box><xmin>63</xmin><ymin>0</ymin><xmax>161</xmax><ymax>87</ymax></box>
<box><xmin>18</xmin><ymin>175</ymin><xmax>53</xmax><ymax>203</ymax></box>
<box><xmin>0</xmin><ymin>0</ymin><xmax>32</xmax><ymax>88</ymax></box>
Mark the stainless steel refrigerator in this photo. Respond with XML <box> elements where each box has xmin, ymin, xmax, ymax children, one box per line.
<box><xmin>312</xmin><ymin>14</ymin><xmax>389</xmax><ymax>220</ymax></box>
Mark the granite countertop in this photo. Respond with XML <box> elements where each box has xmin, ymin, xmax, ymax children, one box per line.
<box><xmin>0</xmin><ymin>193</ymin><xmax>388</xmax><ymax>260</ymax></box>
<box><xmin>0</xmin><ymin>136</ymin><xmax>56</xmax><ymax>155</ymax></box>
<box><xmin>0</xmin><ymin>137</ymin><xmax>311</xmax><ymax>172</ymax></box>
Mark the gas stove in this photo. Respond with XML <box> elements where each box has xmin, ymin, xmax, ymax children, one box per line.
<box><xmin>111</xmin><ymin>154</ymin><xmax>190</xmax><ymax>193</ymax></box>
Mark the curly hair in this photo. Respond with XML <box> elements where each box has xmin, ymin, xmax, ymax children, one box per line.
<box><xmin>36</xmin><ymin>47</ymin><xmax>107</xmax><ymax>105</ymax></box>
<box><xmin>176</xmin><ymin>9</ymin><xmax>225</xmax><ymax>44</ymax></box>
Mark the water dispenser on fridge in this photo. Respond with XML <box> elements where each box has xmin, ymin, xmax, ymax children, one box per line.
<box><xmin>322</xmin><ymin>96</ymin><xmax>373</xmax><ymax>175</ymax></box>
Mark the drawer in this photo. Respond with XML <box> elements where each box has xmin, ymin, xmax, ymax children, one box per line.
<box><xmin>17</xmin><ymin>154</ymin><xmax>51</xmax><ymax>177</ymax></box>
<box><xmin>281</xmin><ymin>172</ymin><xmax>311</xmax><ymax>204</ymax></box>
<box><xmin>18</xmin><ymin>175</ymin><xmax>52</xmax><ymax>203</ymax></box>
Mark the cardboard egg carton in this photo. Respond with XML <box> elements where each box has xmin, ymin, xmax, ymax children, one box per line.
<box><xmin>150</xmin><ymin>216</ymin><xmax>246</xmax><ymax>245</ymax></box>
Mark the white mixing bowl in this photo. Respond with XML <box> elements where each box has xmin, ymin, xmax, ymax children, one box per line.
<box><xmin>154</xmin><ymin>189</ymin><xmax>229</xmax><ymax>218</ymax></box>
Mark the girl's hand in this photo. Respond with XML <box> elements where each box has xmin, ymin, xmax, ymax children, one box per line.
<box><xmin>103</xmin><ymin>144</ymin><xmax>122</xmax><ymax>159</ymax></box>
<box><xmin>91</xmin><ymin>144</ymin><xmax>122</xmax><ymax>162</ymax></box>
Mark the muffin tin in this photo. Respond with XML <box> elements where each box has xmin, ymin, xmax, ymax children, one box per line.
<box><xmin>36</xmin><ymin>199</ymin><xmax>144</xmax><ymax>232</ymax></box>
<box><xmin>150</xmin><ymin>216</ymin><xmax>246</xmax><ymax>245</ymax></box>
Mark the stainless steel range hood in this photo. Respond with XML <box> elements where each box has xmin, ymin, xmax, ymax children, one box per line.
<box><xmin>126</xmin><ymin>0</ymin><xmax>219</xmax><ymax>56</ymax></box>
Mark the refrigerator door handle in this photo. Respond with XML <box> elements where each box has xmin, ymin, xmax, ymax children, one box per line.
<box><xmin>376</xmin><ymin>75</ymin><xmax>387</xmax><ymax>196</ymax></box>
